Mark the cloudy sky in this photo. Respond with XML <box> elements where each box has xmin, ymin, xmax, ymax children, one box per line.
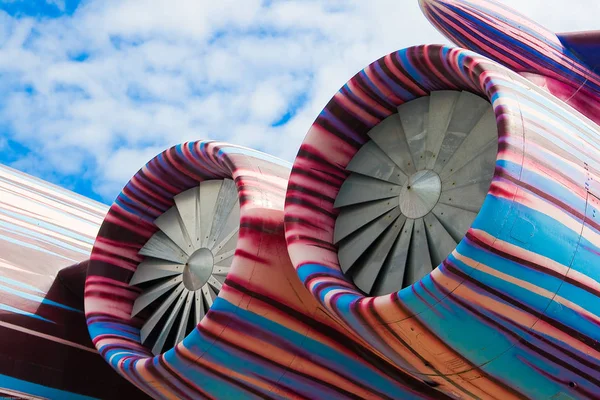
<box><xmin>0</xmin><ymin>0</ymin><xmax>597</xmax><ymax>204</ymax></box>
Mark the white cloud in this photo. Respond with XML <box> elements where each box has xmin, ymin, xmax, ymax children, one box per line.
<box><xmin>47</xmin><ymin>0</ymin><xmax>65</xmax><ymax>12</ymax></box>
<box><xmin>0</xmin><ymin>0</ymin><xmax>597</xmax><ymax>202</ymax></box>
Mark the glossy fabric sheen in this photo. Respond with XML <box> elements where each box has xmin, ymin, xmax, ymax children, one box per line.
<box><xmin>284</xmin><ymin>44</ymin><xmax>600</xmax><ymax>399</ymax></box>
<box><xmin>420</xmin><ymin>0</ymin><xmax>600</xmax><ymax>127</ymax></box>
<box><xmin>0</xmin><ymin>165</ymin><xmax>147</xmax><ymax>399</ymax></box>
<box><xmin>84</xmin><ymin>0</ymin><xmax>600</xmax><ymax>398</ymax></box>
<box><xmin>558</xmin><ymin>31</ymin><xmax>600</xmax><ymax>69</ymax></box>
<box><xmin>84</xmin><ymin>141</ymin><xmax>443</xmax><ymax>399</ymax></box>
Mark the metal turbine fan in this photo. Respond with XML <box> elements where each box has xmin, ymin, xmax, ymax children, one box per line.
<box><xmin>334</xmin><ymin>91</ymin><xmax>497</xmax><ymax>296</ymax></box>
<box><xmin>129</xmin><ymin>179</ymin><xmax>239</xmax><ymax>355</ymax></box>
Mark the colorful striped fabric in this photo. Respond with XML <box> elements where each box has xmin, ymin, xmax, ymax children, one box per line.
<box><xmin>284</xmin><ymin>44</ymin><xmax>600</xmax><ymax>399</ymax></box>
<box><xmin>0</xmin><ymin>164</ymin><xmax>106</xmax><ymax>273</ymax></box>
<box><xmin>419</xmin><ymin>0</ymin><xmax>600</xmax><ymax>127</ymax></box>
<box><xmin>69</xmin><ymin>1</ymin><xmax>600</xmax><ymax>398</ymax></box>
<box><xmin>0</xmin><ymin>165</ymin><xmax>147</xmax><ymax>398</ymax></box>
<box><xmin>85</xmin><ymin>141</ymin><xmax>458</xmax><ymax>399</ymax></box>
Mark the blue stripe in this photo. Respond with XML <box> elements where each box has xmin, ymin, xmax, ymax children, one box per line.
<box><xmin>0</xmin><ymin>373</ymin><xmax>97</xmax><ymax>400</ymax></box>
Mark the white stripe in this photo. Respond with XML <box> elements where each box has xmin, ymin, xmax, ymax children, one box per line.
<box><xmin>0</xmin><ymin>321</ymin><xmax>98</xmax><ymax>354</ymax></box>
<box><xmin>0</xmin><ymin>386</ymin><xmax>47</xmax><ymax>399</ymax></box>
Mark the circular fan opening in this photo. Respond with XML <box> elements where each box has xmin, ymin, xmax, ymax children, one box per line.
<box><xmin>333</xmin><ymin>91</ymin><xmax>498</xmax><ymax>296</ymax></box>
<box><xmin>129</xmin><ymin>179</ymin><xmax>239</xmax><ymax>355</ymax></box>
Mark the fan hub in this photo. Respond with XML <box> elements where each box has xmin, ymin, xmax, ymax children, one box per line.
<box><xmin>129</xmin><ymin>179</ymin><xmax>240</xmax><ymax>354</ymax></box>
<box><xmin>183</xmin><ymin>248</ymin><xmax>214</xmax><ymax>291</ymax></box>
<box><xmin>333</xmin><ymin>91</ymin><xmax>497</xmax><ymax>295</ymax></box>
<box><xmin>398</xmin><ymin>170</ymin><xmax>441</xmax><ymax>219</ymax></box>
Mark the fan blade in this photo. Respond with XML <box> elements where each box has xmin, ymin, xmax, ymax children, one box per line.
<box><xmin>199</xmin><ymin>180</ymin><xmax>222</xmax><ymax>248</ymax></box>
<box><xmin>214</xmin><ymin>249</ymin><xmax>235</xmax><ymax>266</ymax></box>
<box><xmin>131</xmin><ymin>275</ymin><xmax>182</xmax><ymax>317</ymax></box>
<box><xmin>212</xmin><ymin>265</ymin><xmax>231</xmax><ymax>276</ymax></box>
<box><xmin>130</xmin><ymin>258</ymin><xmax>184</xmax><ymax>285</ymax></box>
<box><xmin>334</xmin><ymin>198</ymin><xmax>399</xmax><ymax>244</ymax></box>
<box><xmin>207</xmin><ymin>179</ymin><xmax>238</xmax><ymax>249</ymax></box>
<box><xmin>433</xmin><ymin>92</ymin><xmax>490</xmax><ymax>173</ymax></box>
<box><xmin>194</xmin><ymin>291</ymin><xmax>205</xmax><ymax>325</ymax></box>
<box><xmin>152</xmin><ymin>289</ymin><xmax>188</xmax><ymax>355</ymax></box>
<box><xmin>439</xmin><ymin>108</ymin><xmax>497</xmax><ymax>179</ymax></box>
<box><xmin>425</xmin><ymin>91</ymin><xmax>460</xmax><ymax>169</ymax></box>
<box><xmin>374</xmin><ymin>219</ymin><xmax>414</xmax><ymax>296</ymax></box>
<box><xmin>424</xmin><ymin>213</ymin><xmax>458</xmax><ymax>267</ymax></box>
<box><xmin>352</xmin><ymin>215</ymin><xmax>406</xmax><ymax>294</ymax></box>
<box><xmin>139</xmin><ymin>283</ymin><xmax>185</xmax><ymax>343</ymax></box>
<box><xmin>346</xmin><ymin>141</ymin><xmax>408</xmax><ymax>185</ymax></box>
<box><xmin>431</xmin><ymin>203</ymin><xmax>478</xmax><ymax>243</ymax></box>
<box><xmin>154</xmin><ymin>206</ymin><xmax>193</xmax><ymax>255</ymax></box>
<box><xmin>210</xmin><ymin>202</ymin><xmax>239</xmax><ymax>253</ymax></box>
<box><xmin>174</xmin><ymin>290</ymin><xmax>195</xmax><ymax>347</ymax></box>
<box><xmin>441</xmin><ymin>142</ymin><xmax>497</xmax><ymax>192</ymax></box>
<box><xmin>404</xmin><ymin>218</ymin><xmax>432</xmax><ymax>286</ymax></box>
<box><xmin>338</xmin><ymin>207</ymin><xmax>401</xmax><ymax>273</ymax></box>
<box><xmin>368</xmin><ymin>114</ymin><xmax>416</xmax><ymax>175</ymax></box>
<box><xmin>212</xmin><ymin>228</ymin><xmax>239</xmax><ymax>258</ymax></box>
<box><xmin>202</xmin><ymin>284</ymin><xmax>217</xmax><ymax>308</ymax></box>
<box><xmin>139</xmin><ymin>231</ymin><xmax>188</xmax><ymax>264</ymax></box>
<box><xmin>334</xmin><ymin>173</ymin><xmax>401</xmax><ymax>208</ymax></box>
<box><xmin>174</xmin><ymin>187</ymin><xmax>202</xmax><ymax>250</ymax></box>
<box><xmin>439</xmin><ymin>181</ymin><xmax>491</xmax><ymax>212</ymax></box>
<box><xmin>207</xmin><ymin>276</ymin><xmax>223</xmax><ymax>292</ymax></box>
<box><xmin>398</xmin><ymin>96</ymin><xmax>429</xmax><ymax>171</ymax></box>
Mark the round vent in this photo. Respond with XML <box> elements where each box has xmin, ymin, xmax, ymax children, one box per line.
<box><xmin>333</xmin><ymin>91</ymin><xmax>497</xmax><ymax>296</ymax></box>
<box><xmin>130</xmin><ymin>179</ymin><xmax>239</xmax><ymax>355</ymax></box>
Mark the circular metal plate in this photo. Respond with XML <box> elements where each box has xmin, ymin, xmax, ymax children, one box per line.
<box><xmin>129</xmin><ymin>179</ymin><xmax>240</xmax><ymax>355</ymax></box>
<box><xmin>334</xmin><ymin>91</ymin><xmax>497</xmax><ymax>295</ymax></box>
<box><xmin>399</xmin><ymin>170</ymin><xmax>441</xmax><ymax>219</ymax></box>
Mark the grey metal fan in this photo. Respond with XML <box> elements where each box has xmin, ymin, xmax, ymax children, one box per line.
<box><xmin>334</xmin><ymin>91</ymin><xmax>497</xmax><ymax>296</ymax></box>
<box><xmin>130</xmin><ymin>179</ymin><xmax>239</xmax><ymax>355</ymax></box>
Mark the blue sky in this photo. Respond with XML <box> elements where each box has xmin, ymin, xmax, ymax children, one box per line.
<box><xmin>0</xmin><ymin>0</ymin><xmax>597</xmax><ymax>205</ymax></box>
<box><xmin>0</xmin><ymin>0</ymin><xmax>79</xmax><ymax>18</ymax></box>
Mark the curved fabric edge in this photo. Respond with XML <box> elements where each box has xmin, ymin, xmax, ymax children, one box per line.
<box><xmin>84</xmin><ymin>140</ymin><xmax>451</xmax><ymax>399</ymax></box>
<box><xmin>284</xmin><ymin>44</ymin><xmax>600</xmax><ymax>398</ymax></box>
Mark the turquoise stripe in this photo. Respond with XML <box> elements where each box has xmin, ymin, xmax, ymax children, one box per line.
<box><xmin>0</xmin><ymin>303</ymin><xmax>54</xmax><ymax>323</ymax></box>
<box><xmin>0</xmin><ymin>208</ymin><xmax>95</xmax><ymax>244</ymax></box>
<box><xmin>0</xmin><ymin>220</ymin><xmax>91</xmax><ymax>255</ymax></box>
<box><xmin>0</xmin><ymin>373</ymin><xmax>97</xmax><ymax>400</ymax></box>
<box><xmin>0</xmin><ymin>276</ymin><xmax>45</xmax><ymax>293</ymax></box>
<box><xmin>0</xmin><ymin>234</ymin><xmax>74</xmax><ymax>262</ymax></box>
<box><xmin>165</xmin><ymin>298</ymin><xmax>421</xmax><ymax>399</ymax></box>
<box><xmin>0</xmin><ymin>284</ymin><xmax>82</xmax><ymax>313</ymax></box>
